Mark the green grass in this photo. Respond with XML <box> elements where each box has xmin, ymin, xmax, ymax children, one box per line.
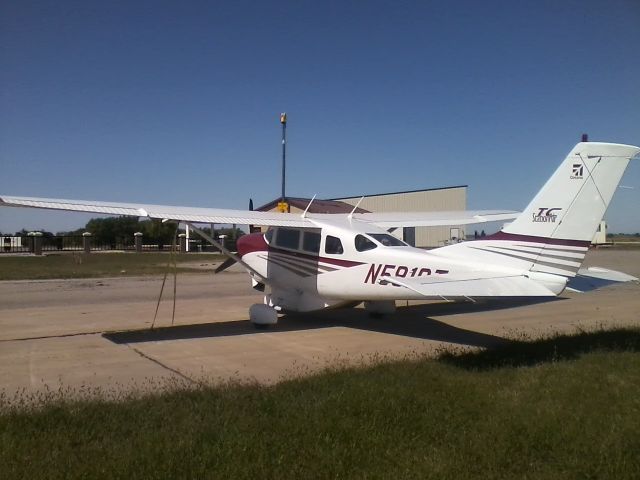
<box><xmin>0</xmin><ymin>253</ymin><xmax>225</xmax><ymax>280</ymax></box>
<box><xmin>608</xmin><ymin>234</ymin><xmax>640</xmax><ymax>242</ymax></box>
<box><xmin>2</xmin><ymin>328</ymin><xmax>640</xmax><ymax>479</ymax></box>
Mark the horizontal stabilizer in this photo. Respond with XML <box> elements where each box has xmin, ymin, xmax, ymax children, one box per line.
<box><xmin>567</xmin><ymin>266</ymin><xmax>638</xmax><ymax>292</ymax></box>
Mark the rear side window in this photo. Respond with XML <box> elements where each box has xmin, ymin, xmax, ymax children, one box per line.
<box><xmin>302</xmin><ymin>231</ymin><xmax>321</xmax><ymax>254</ymax></box>
<box><xmin>275</xmin><ymin>228</ymin><xmax>300</xmax><ymax>250</ymax></box>
<box><xmin>325</xmin><ymin>235</ymin><xmax>344</xmax><ymax>255</ymax></box>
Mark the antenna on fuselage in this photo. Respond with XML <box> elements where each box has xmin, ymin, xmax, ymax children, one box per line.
<box><xmin>348</xmin><ymin>196</ymin><xmax>365</xmax><ymax>220</ymax></box>
<box><xmin>301</xmin><ymin>194</ymin><xmax>317</xmax><ymax>218</ymax></box>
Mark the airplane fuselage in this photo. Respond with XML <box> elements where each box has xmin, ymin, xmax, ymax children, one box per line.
<box><xmin>236</xmin><ymin>220</ymin><xmax>570</xmax><ymax>313</ymax></box>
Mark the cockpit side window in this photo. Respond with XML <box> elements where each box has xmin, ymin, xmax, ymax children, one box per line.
<box><xmin>355</xmin><ymin>234</ymin><xmax>377</xmax><ymax>252</ymax></box>
<box><xmin>368</xmin><ymin>233</ymin><xmax>407</xmax><ymax>247</ymax></box>
<box><xmin>325</xmin><ymin>235</ymin><xmax>344</xmax><ymax>255</ymax></box>
<box><xmin>302</xmin><ymin>231</ymin><xmax>321</xmax><ymax>254</ymax></box>
<box><xmin>275</xmin><ymin>228</ymin><xmax>301</xmax><ymax>250</ymax></box>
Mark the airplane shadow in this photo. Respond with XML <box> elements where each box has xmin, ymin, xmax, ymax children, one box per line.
<box><xmin>103</xmin><ymin>298</ymin><xmax>563</xmax><ymax>349</ymax></box>
<box><xmin>438</xmin><ymin>327</ymin><xmax>640</xmax><ymax>370</ymax></box>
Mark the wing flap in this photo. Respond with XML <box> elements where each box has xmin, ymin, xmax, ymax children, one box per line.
<box><xmin>384</xmin><ymin>273</ymin><xmax>557</xmax><ymax>298</ymax></box>
<box><xmin>351</xmin><ymin>210</ymin><xmax>519</xmax><ymax>227</ymax></box>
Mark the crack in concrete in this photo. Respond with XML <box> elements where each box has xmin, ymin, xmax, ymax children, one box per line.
<box><xmin>127</xmin><ymin>345</ymin><xmax>200</xmax><ymax>386</ymax></box>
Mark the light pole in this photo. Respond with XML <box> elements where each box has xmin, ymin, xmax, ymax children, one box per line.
<box><xmin>278</xmin><ymin>112</ymin><xmax>288</xmax><ymax>213</ymax></box>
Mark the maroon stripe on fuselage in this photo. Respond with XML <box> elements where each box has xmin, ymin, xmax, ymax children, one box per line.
<box><xmin>268</xmin><ymin>246</ymin><xmax>364</xmax><ymax>268</ymax></box>
<box><xmin>483</xmin><ymin>231</ymin><xmax>590</xmax><ymax>248</ymax></box>
<box><xmin>319</xmin><ymin>255</ymin><xmax>364</xmax><ymax>268</ymax></box>
<box><xmin>236</xmin><ymin>233</ymin><xmax>363</xmax><ymax>268</ymax></box>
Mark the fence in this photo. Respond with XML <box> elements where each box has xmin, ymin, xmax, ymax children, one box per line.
<box><xmin>0</xmin><ymin>235</ymin><xmax>233</xmax><ymax>254</ymax></box>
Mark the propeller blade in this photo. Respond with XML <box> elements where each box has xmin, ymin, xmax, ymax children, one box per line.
<box><xmin>214</xmin><ymin>257</ymin><xmax>237</xmax><ymax>274</ymax></box>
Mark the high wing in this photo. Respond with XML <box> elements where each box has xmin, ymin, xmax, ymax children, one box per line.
<box><xmin>0</xmin><ymin>195</ymin><xmax>518</xmax><ymax>228</ymax></box>
<box><xmin>0</xmin><ymin>195</ymin><xmax>313</xmax><ymax>227</ymax></box>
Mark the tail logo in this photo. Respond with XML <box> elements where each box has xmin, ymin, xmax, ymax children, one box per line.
<box><xmin>532</xmin><ymin>207</ymin><xmax>562</xmax><ymax>223</ymax></box>
<box><xmin>571</xmin><ymin>164</ymin><xmax>583</xmax><ymax>179</ymax></box>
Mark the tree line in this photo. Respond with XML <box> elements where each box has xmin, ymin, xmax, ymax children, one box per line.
<box><xmin>2</xmin><ymin>217</ymin><xmax>244</xmax><ymax>248</ymax></box>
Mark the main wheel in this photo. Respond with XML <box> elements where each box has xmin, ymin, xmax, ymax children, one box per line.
<box><xmin>364</xmin><ymin>301</ymin><xmax>396</xmax><ymax>317</ymax></box>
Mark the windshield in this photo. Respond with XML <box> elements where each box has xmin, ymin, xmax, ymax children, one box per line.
<box><xmin>368</xmin><ymin>233</ymin><xmax>407</xmax><ymax>247</ymax></box>
<box><xmin>264</xmin><ymin>228</ymin><xmax>274</xmax><ymax>244</ymax></box>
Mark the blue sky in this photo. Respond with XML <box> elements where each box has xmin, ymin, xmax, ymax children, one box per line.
<box><xmin>1</xmin><ymin>0</ymin><xmax>639</xmax><ymax>234</ymax></box>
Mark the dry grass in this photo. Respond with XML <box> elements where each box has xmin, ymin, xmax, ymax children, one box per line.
<box><xmin>0</xmin><ymin>253</ymin><xmax>224</xmax><ymax>280</ymax></box>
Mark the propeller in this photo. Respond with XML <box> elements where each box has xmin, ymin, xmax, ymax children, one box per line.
<box><xmin>214</xmin><ymin>256</ymin><xmax>237</xmax><ymax>274</ymax></box>
<box><xmin>214</xmin><ymin>197</ymin><xmax>254</xmax><ymax>274</ymax></box>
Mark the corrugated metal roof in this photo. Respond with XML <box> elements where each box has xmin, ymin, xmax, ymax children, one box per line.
<box><xmin>255</xmin><ymin>197</ymin><xmax>369</xmax><ymax>214</ymax></box>
<box><xmin>329</xmin><ymin>185</ymin><xmax>467</xmax><ymax>200</ymax></box>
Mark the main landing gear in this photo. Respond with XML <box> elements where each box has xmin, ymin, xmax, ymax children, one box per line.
<box><xmin>364</xmin><ymin>300</ymin><xmax>396</xmax><ymax>318</ymax></box>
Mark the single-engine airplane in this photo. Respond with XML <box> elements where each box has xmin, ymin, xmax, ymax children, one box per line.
<box><xmin>1</xmin><ymin>141</ymin><xmax>638</xmax><ymax>327</ymax></box>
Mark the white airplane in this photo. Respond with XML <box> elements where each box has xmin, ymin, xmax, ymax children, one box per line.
<box><xmin>1</xmin><ymin>141</ymin><xmax>638</xmax><ymax>327</ymax></box>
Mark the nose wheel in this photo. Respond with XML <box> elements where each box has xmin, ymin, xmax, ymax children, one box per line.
<box><xmin>250</xmin><ymin>304</ymin><xmax>278</xmax><ymax>329</ymax></box>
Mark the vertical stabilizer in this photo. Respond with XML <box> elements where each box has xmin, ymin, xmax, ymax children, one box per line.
<box><xmin>433</xmin><ymin>142</ymin><xmax>639</xmax><ymax>278</ymax></box>
<box><xmin>503</xmin><ymin>142</ymin><xmax>639</xmax><ymax>241</ymax></box>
